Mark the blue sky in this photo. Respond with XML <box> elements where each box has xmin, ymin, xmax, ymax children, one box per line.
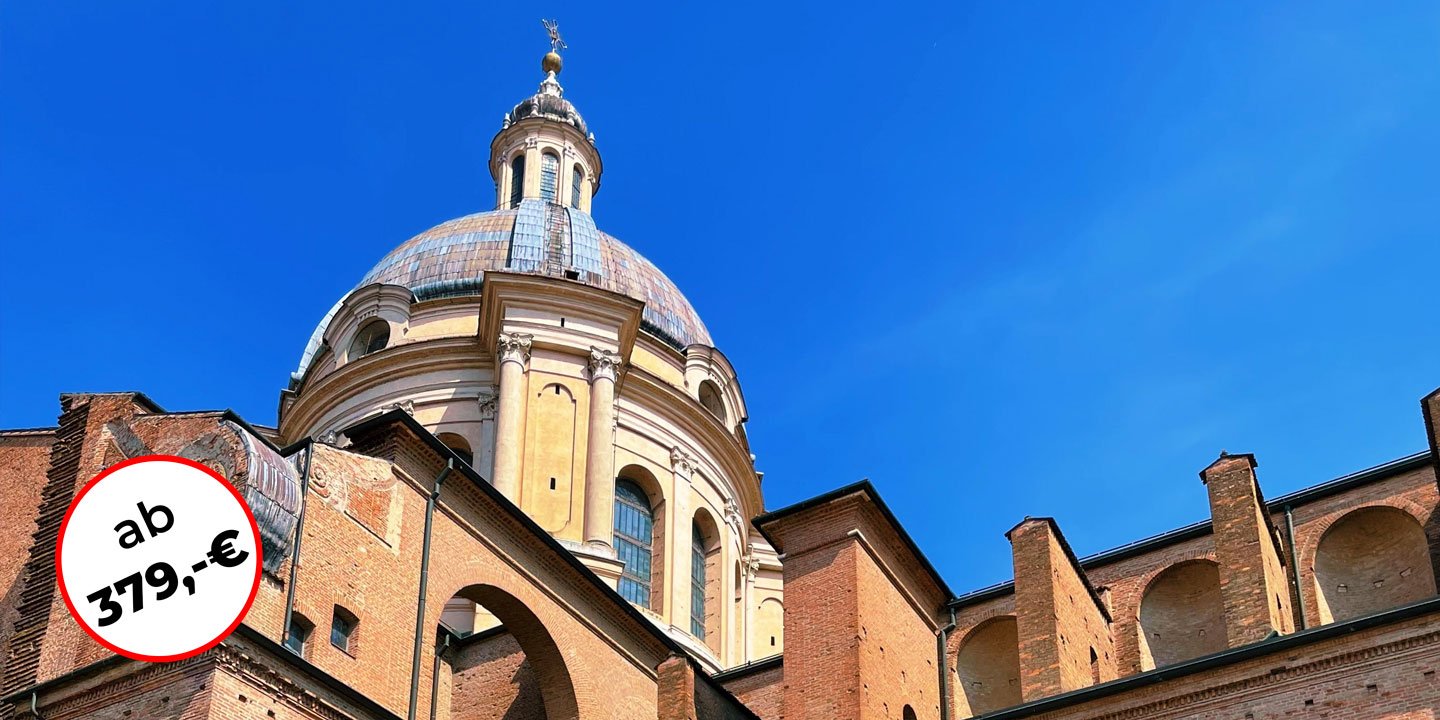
<box><xmin>3</xmin><ymin>2</ymin><xmax>1438</xmax><ymax>592</ymax></box>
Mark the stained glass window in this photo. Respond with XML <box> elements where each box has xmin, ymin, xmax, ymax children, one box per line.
<box><xmin>614</xmin><ymin>479</ymin><xmax>654</xmax><ymax>608</ymax></box>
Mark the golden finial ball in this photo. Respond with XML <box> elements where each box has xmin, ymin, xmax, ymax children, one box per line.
<box><xmin>542</xmin><ymin>51</ymin><xmax>563</xmax><ymax>74</ymax></box>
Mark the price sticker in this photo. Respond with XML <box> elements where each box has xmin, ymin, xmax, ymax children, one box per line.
<box><xmin>57</xmin><ymin>455</ymin><xmax>263</xmax><ymax>662</ymax></box>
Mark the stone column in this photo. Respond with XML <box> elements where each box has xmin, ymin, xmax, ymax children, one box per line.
<box><xmin>582</xmin><ymin>347</ymin><xmax>622</xmax><ymax>549</ymax></box>
<box><xmin>477</xmin><ymin>394</ymin><xmax>498</xmax><ymax>482</ymax></box>
<box><xmin>669</xmin><ymin>448</ymin><xmax>695</xmax><ymax>628</ymax></box>
<box><xmin>492</xmin><ymin>332</ymin><xmax>532</xmax><ymax>502</ymax></box>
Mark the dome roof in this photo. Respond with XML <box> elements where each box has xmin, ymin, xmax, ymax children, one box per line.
<box><xmin>504</xmin><ymin>71</ymin><xmax>590</xmax><ymax>138</ymax></box>
<box><xmin>294</xmin><ymin>200</ymin><xmax>710</xmax><ymax>378</ymax></box>
<box><xmin>510</xmin><ymin>88</ymin><xmax>588</xmax><ymax>136</ymax></box>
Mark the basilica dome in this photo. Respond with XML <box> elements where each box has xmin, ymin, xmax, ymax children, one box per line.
<box><xmin>293</xmin><ymin>200</ymin><xmax>710</xmax><ymax>379</ymax></box>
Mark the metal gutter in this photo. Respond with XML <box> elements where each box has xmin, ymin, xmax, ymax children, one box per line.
<box><xmin>710</xmin><ymin>654</ymin><xmax>783</xmax><ymax>682</ymax></box>
<box><xmin>428</xmin><ymin>631</ymin><xmax>454</xmax><ymax>720</ymax></box>
<box><xmin>407</xmin><ymin>459</ymin><xmax>453</xmax><ymax>720</ymax></box>
<box><xmin>1284</xmin><ymin>504</ymin><xmax>1306</xmax><ymax>630</ymax></box>
<box><xmin>938</xmin><ymin>607</ymin><xmax>957</xmax><ymax>720</ymax></box>
<box><xmin>281</xmin><ymin>439</ymin><xmax>314</xmax><ymax>652</ymax></box>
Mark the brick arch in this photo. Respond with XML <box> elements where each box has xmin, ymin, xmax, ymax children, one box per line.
<box><xmin>421</xmin><ymin>475</ymin><xmax>667</xmax><ymax>720</ymax></box>
<box><xmin>1307</xmin><ymin>505</ymin><xmax>1437</xmax><ymax>624</ymax></box>
<box><xmin>953</xmin><ymin>615</ymin><xmax>1022</xmax><ymax>718</ymax></box>
<box><xmin>1136</xmin><ymin>559</ymin><xmax>1226</xmax><ymax>670</ymax></box>
<box><xmin>1296</xmin><ymin>499</ymin><xmax>1434</xmax><ymax>566</ymax></box>
<box><xmin>1295</xmin><ymin>499</ymin><xmax>1439</xmax><ymax>626</ymax></box>
<box><xmin>446</xmin><ymin>583</ymin><xmax>580</xmax><ymax>720</ymax></box>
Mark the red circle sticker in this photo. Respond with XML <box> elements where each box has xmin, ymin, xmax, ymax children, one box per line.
<box><xmin>56</xmin><ymin>455</ymin><xmax>263</xmax><ymax>662</ymax></box>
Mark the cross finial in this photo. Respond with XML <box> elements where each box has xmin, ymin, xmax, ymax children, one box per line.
<box><xmin>542</xmin><ymin>19</ymin><xmax>566</xmax><ymax>54</ymax></box>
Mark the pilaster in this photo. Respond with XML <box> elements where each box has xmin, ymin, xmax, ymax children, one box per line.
<box><xmin>1201</xmin><ymin>452</ymin><xmax>1295</xmax><ymax>646</ymax></box>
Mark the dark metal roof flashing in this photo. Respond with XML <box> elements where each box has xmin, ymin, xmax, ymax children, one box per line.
<box><xmin>1004</xmin><ymin>517</ymin><xmax>1113</xmax><ymax>624</ymax></box>
<box><xmin>753</xmin><ymin>479</ymin><xmax>953</xmax><ymax>600</ymax></box>
<box><xmin>970</xmin><ymin>596</ymin><xmax>1440</xmax><ymax>719</ymax></box>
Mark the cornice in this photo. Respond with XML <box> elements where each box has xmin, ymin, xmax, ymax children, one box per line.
<box><xmin>620</xmin><ymin>366</ymin><xmax>761</xmax><ymax>522</ymax></box>
<box><xmin>976</xmin><ymin>598</ymin><xmax>1440</xmax><ymax>720</ymax></box>
<box><xmin>1063</xmin><ymin>629</ymin><xmax>1440</xmax><ymax>720</ymax></box>
<box><xmin>281</xmin><ymin>337</ymin><xmax>489</xmax><ymax>440</ymax></box>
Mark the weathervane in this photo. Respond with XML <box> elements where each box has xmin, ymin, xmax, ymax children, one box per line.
<box><xmin>542</xmin><ymin>19</ymin><xmax>566</xmax><ymax>54</ymax></box>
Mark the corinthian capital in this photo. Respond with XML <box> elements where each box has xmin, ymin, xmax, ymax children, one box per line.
<box><xmin>496</xmin><ymin>332</ymin><xmax>534</xmax><ymax>368</ymax></box>
<box><xmin>587</xmin><ymin>346</ymin><xmax>622</xmax><ymax>383</ymax></box>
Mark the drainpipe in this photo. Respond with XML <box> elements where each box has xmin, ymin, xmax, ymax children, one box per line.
<box><xmin>1284</xmin><ymin>505</ymin><xmax>1306</xmax><ymax>630</ymax></box>
<box><xmin>281</xmin><ymin>439</ymin><xmax>314</xmax><ymax>651</ymax></box>
<box><xmin>937</xmin><ymin>606</ymin><xmax>957</xmax><ymax>720</ymax></box>
<box><xmin>30</xmin><ymin>692</ymin><xmax>43</xmax><ymax>719</ymax></box>
<box><xmin>407</xmin><ymin>459</ymin><xmax>453</xmax><ymax>720</ymax></box>
<box><xmin>428</xmin><ymin>631</ymin><xmax>453</xmax><ymax>720</ymax></box>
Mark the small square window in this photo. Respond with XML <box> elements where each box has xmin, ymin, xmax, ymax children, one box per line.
<box><xmin>331</xmin><ymin>606</ymin><xmax>359</xmax><ymax>655</ymax></box>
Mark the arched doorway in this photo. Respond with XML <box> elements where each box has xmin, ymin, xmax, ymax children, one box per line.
<box><xmin>434</xmin><ymin>584</ymin><xmax>579</xmax><ymax>720</ymax></box>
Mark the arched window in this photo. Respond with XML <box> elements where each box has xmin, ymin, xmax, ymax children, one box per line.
<box><xmin>540</xmin><ymin>152</ymin><xmax>559</xmax><ymax>202</ymax></box>
<box><xmin>1314</xmin><ymin>506</ymin><xmax>1437</xmax><ymax>623</ymax></box>
<box><xmin>509</xmin><ymin>154</ymin><xmax>525</xmax><ymax>207</ymax></box>
<box><xmin>691</xmin><ymin>522</ymin><xmax>707</xmax><ymax>639</ymax></box>
<box><xmin>570</xmin><ymin>165</ymin><xmax>583</xmax><ymax>208</ymax></box>
<box><xmin>348</xmin><ymin>319</ymin><xmax>389</xmax><ymax>360</ymax></box>
<box><xmin>284</xmin><ymin>612</ymin><xmax>314</xmax><ymax>658</ymax></box>
<box><xmin>613</xmin><ymin>478</ymin><xmax>655</xmax><ymax>608</ymax></box>
<box><xmin>902</xmin><ymin>706</ymin><xmax>917</xmax><ymax>720</ymax></box>
<box><xmin>331</xmin><ymin>605</ymin><xmax>359</xmax><ymax>655</ymax></box>
<box><xmin>698</xmin><ymin>380</ymin><xmax>726</xmax><ymax>423</ymax></box>
<box><xmin>436</xmin><ymin>432</ymin><xmax>473</xmax><ymax>468</ymax></box>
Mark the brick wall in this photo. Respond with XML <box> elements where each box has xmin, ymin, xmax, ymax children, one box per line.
<box><xmin>1006</xmin><ymin>604</ymin><xmax>1440</xmax><ymax>720</ymax></box>
<box><xmin>718</xmin><ymin>661</ymin><xmax>782</xmax><ymax>719</ymax></box>
<box><xmin>444</xmin><ymin>630</ymin><xmax>543</xmax><ymax>720</ymax></box>
<box><xmin>0</xmin><ymin>429</ymin><xmax>54</xmax><ymax>677</ymax></box>
<box><xmin>1085</xmin><ymin>533</ymin><xmax>1217</xmax><ymax>674</ymax></box>
<box><xmin>758</xmin><ymin>486</ymin><xmax>948</xmax><ymax>720</ymax></box>
<box><xmin>855</xmin><ymin>541</ymin><xmax>941</xmax><ymax>719</ymax></box>
<box><xmin>1008</xmin><ymin>519</ymin><xmax>1116</xmax><ymax>701</ymax></box>
<box><xmin>1201</xmin><ymin>453</ymin><xmax>1294</xmax><ymax>645</ymax></box>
